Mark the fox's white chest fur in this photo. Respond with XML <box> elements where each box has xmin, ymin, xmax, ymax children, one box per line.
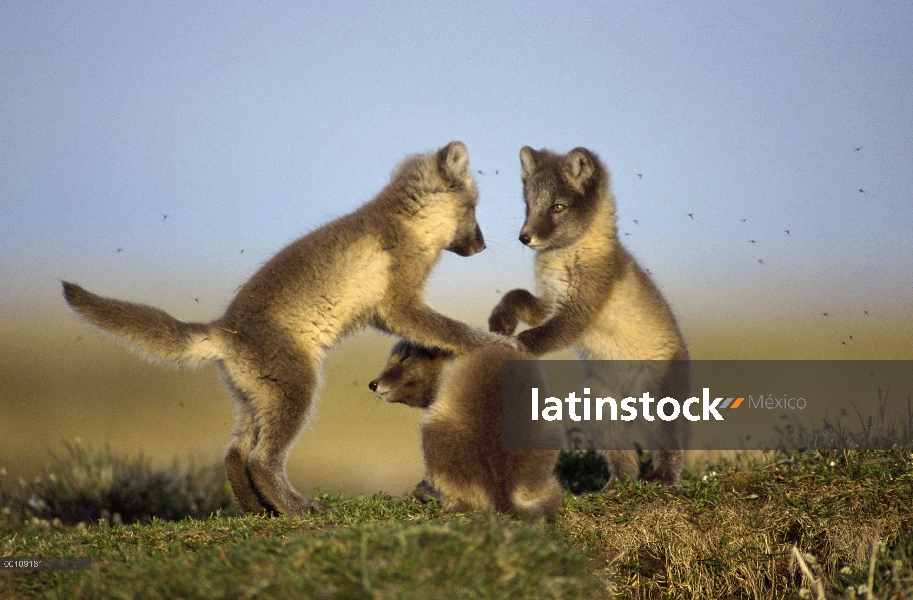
<box><xmin>535</xmin><ymin>245</ymin><xmax>683</xmax><ymax>362</ymax></box>
<box><xmin>534</xmin><ymin>250</ymin><xmax>573</xmax><ymax>312</ymax></box>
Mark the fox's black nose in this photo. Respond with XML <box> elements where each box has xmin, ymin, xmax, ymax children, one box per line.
<box><xmin>368</xmin><ymin>380</ymin><xmax>378</xmax><ymax>391</ymax></box>
<box><xmin>519</xmin><ymin>234</ymin><xmax>531</xmax><ymax>245</ymax></box>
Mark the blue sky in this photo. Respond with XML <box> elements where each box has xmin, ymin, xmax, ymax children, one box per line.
<box><xmin>2</xmin><ymin>1</ymin><xmax>911</xmax><ymax>356</ymax></box>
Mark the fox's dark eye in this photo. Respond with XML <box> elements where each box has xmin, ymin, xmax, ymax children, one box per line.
<box><xmin>551</xmin><ymin>204</ymin><xmax>567</xmax><ymax>214</ymax></box>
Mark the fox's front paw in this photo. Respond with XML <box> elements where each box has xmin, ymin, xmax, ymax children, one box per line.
<box><xmin>488</xmin><ymin>306</ymin><xmax>519</xmax><ymax>335</ymax></box>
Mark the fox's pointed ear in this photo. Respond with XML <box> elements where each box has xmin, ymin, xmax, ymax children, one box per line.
<box><xmin>438</xmin><ymin>141</ymin><xmax>470</xmax><ymax>179</ymax></box>
<box><xmin>519</xmin><ymin>146</ymin><xmax>538</xmax><ymax>180</ymax></box>
<box><xmin>563</xmin><ymin>147</ymin><xmax>596</xmax><ymax>190</ymax></box>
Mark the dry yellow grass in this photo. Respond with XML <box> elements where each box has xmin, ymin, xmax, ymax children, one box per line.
<box><xmin>551</xmin><ymin>451</ymin><xmax>912</xmax><ymax>599</ymax></box>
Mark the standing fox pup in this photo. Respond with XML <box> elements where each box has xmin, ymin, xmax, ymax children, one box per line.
<box><xmin>489</xmin><ymin>146</ymin><xmax>690</xmax><ymax>486</ymax></box>
<box><xmin>63</xmin><ymin>141</ymin><xmax>513</xmax><ymax>515</ymax></box>
<box><xmin>369</xmin><ymin>341</ymin><xmax>563</xmax><ymax>520</ymax></box>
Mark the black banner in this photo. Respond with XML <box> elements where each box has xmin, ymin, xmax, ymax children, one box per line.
<box><xmin>502</xmin><ymin>360</ymin><xmax>913</xmax><ymax>451</ymax></box>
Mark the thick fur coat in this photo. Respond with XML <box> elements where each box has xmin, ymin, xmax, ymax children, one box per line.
<box><xmin>489</xmin><ymin>146</ymin><xmax>690</xmax><ymax>485</ymax></box>
<box><xmin>63</xmin><ymin>141</ymin><xmax>513</xmax><ymax>514</ymax></box>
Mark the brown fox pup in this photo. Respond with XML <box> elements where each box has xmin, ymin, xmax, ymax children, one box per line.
<box><xmin>489</xmin><ymin>146</ymin><xmax>690</xmax><ymax>486</ymax></box>
<box><xmin>63</xmin><ymin>141</ymin><xmax>516</xmax><ymax>515</ymax></box>
<box><xmin>369</xmin><ymin>340</ymin><xmax>563</xmax><ymax>520</ymax></box>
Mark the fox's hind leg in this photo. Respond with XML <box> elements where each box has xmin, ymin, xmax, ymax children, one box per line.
<box><xmin>226</xmin><ymin>405</ymin><xmax>272</xmax><ymax>513</ymax></box>
<box><xmin>242</xmin><ymin>351</ymin><xmax>329</xmax><ymax>515</ymax></box>
<box><xmin>601</xmin><ymin>449</ymin><xmax>640</xmax><ymax>490</ymax></box>
<box><xmin>219</xmin><ymin>365</ymin><xmax>273</xmax><ymax>513</ymax></box>
<box><xmin>648</xmin><ymin>450</ymin><xmax>684</xmax><ymax>485</ymax></box>
<box><xmin>647</xmin><ymin>419</ymin><xmax>686</xmax><ymax>485</ymax></box>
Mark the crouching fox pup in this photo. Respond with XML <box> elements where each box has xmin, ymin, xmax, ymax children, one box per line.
<box><xmin>63</xmin><ymin>141</ymin><xmax>515</xmax><ymax>515</ymax></box>
<box><xmin>369</xmin><ymin>341</ymin><xmax>563</xmax><ymax>520</ymax></box>
<box><xmin>489</xmin><ymin>146</ymin><xmax>690</xmax><ymax>486</ymax></box>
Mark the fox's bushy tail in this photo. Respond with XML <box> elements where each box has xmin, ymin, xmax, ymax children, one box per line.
<box><xmin>62</xmin><ymin>281</ymin><xmax>223</xmax><ymax>366</ymax></box>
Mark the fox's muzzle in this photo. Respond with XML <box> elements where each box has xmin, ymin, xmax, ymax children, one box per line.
<box><xmin>447</xmin><ymin>223</ymin><xmax>486</xmax><ymax>257</ymax></box>
<box><xmin>518</xmin><ymin>218</ymin><xmax>546</xmax><ymax>249</ymax></box>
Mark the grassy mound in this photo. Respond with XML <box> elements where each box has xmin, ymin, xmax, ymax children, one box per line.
<box><xmin>2</xmin><ymin>447</ymin><xmax>912</xmax><ymax>598</ymax></box>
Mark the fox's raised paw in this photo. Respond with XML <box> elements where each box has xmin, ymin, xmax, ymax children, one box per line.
<box><xmin>488</xmin><ymin>307</ymin><xmax>519</xmax><ymax>335</ymax></box>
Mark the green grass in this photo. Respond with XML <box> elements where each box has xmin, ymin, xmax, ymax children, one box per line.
<box><xmin>0</xmin><ymin>497</ymin><xmax>606</xmax><ymax>599</ymax></box>
<box><xmin>2</xmin><ymin>448</ymin><xmax>913</xmax><ymax>598</ymax></box>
